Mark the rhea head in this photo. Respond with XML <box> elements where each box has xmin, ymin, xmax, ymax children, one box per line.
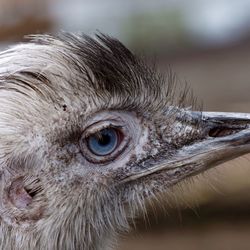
<box><xmin>0</xmin><ymin>33</ymin><xmax>250</xmax><ymax>250</ymax></box>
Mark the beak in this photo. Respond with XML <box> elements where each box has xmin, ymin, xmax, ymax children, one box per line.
<box><xmin>121</xmin><ymin>111</ymin><xmax>250</xmax><ymax>184</ymax></box>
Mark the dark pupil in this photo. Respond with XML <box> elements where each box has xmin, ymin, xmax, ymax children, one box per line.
<box><xmin>98</xmin><ymin>133</ymin><xmax>111</xmax><ymax>146</ymax></box>
<box><xmin>88</xmin><ymin>128</ymin><xmax>118</xmax><ymax>156</ymax></box>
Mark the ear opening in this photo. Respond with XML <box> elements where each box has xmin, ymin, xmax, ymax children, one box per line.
<box><xmin>9</xmin><ymin>177</ymin><xmax>33</xmax><ymax>209</ymax></box>
<box><xmin>0</xmin><ymin>175</ymin><xmax>46</xmax><ymax>227</ymax></box>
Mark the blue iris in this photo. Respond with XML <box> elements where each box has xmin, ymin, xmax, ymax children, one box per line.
<box><xmin>88</xmin><ymin>128</ymin><xmax>118</xmax><ymax>156</ymax></box>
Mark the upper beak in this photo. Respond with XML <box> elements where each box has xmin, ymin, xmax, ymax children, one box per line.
<box><xmin>121</xmin><ymin>111</ymin><xmax>250</xmax><ymax>184</ymax></box>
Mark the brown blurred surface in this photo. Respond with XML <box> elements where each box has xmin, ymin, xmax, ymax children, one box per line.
<box><xmin>0</xmin><ymin>0</ymin><xmax>53</xmax><ymax>42</ymax></box>
<box><xmin>0</xmin><ymin>17</ymin><xmax>52</xmax><ymax>42</ymax></box>
<box><xmin>160</xmin><ymin>38</ymin><xmax>250</xmax><ymax>112</ymax></box>
<box><xmin>119</xmin><ymin>222</ymin><xmax>250</xmax><ymax>250</ymax></box>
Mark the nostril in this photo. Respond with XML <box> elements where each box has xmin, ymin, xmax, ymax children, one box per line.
<box><xmin>209</xmin><ymin>127</ymin><xmax>242</xmax><ymax>138</ymax></box>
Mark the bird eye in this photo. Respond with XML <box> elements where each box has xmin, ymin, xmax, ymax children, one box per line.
<box><xmin>80</xmin><ymin>124</ymin><xmax>128</xmax><ymax>164</ymax></box>
<box><xmin>87</xmin><ymin>128</ymin><xmax>118</xmax><ymax>156</ymax></box>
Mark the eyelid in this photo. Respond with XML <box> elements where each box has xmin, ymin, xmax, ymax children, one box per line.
<box><xmin>83</xmin><ymin>120</ymin><xmax>123</xmax><ymax>138</ymax></box>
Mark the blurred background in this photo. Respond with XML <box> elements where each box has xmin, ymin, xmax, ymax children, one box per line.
<box><xmin>1</xmin><ymin>0</ymin><xmax>250</xmax><ymax>249</ymax></box>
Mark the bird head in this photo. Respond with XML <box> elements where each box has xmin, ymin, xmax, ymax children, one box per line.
<box><xmin>0</xmin><ymin>33</ymin><xmax>250</xmax><ymax>249</ymax></box>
